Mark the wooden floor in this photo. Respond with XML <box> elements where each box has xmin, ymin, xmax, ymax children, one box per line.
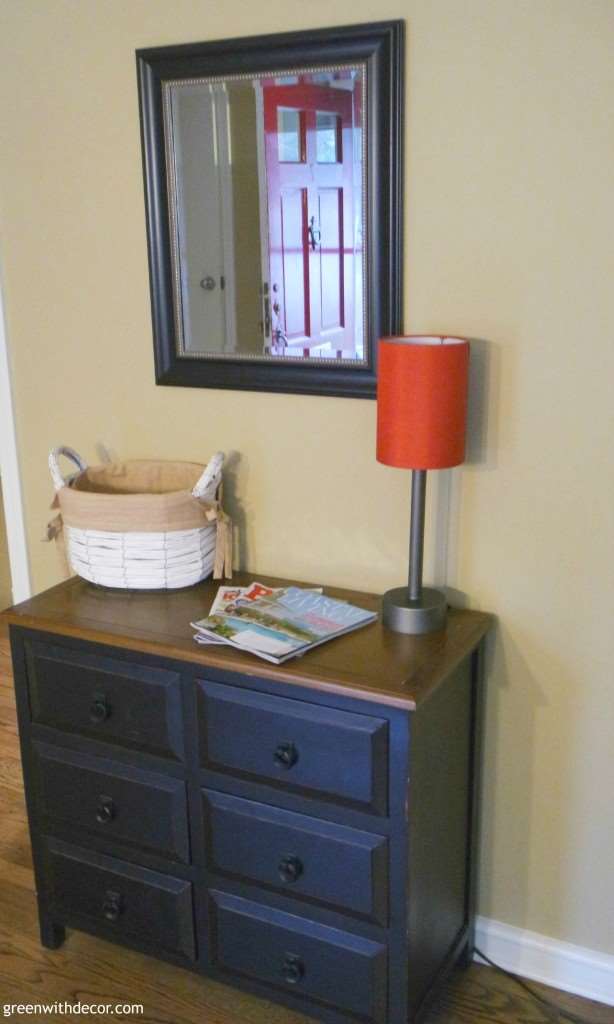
<box><xmin>0</xmin><ymin>621</ymin><xmax>611</xmax><ymax>1024</ymax></box>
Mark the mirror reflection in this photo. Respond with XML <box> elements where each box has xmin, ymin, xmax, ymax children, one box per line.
<box><xmin>164</xmin><ymin>67</ymin><xmax>365</xmax><ymax>363</ymax></box>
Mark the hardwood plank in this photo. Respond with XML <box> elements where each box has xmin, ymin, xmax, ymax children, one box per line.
<box><xmin>0</xmin><ymin>713</ymin><xmax>19</xmax><ymax>742</ymax></box>
<box><xmin>0</xmin><ymin>700</ymin><xmax>17</xmax><ymax>725</ymax></box>
<box><xmin>0</xmin><ymin>752</ymin><xmax>25</xmax><ymax>792</ymax></box>
<box><xmin>0</xmin><ymin>785</ymin><xmax>33</xmax><ymax>871</ymax></box>
<box><xmin>0</xmin><ymin>691</ymin><xmax>17</xmax><ymax>711</ymax></box>
<box><xmin>0</xmin><ymin>858</ymin><xmax>33</xmax><ymax>892</ymax></box>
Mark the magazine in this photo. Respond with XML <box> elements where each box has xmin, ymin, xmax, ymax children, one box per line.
<box><xmin>191</xmin><ymin>582</ymin><xmax>376</xmax><ymax>664</ymax></box>
<box><xmin>195</xmin><ymin>582</ymin><xmax>295</xmax><ymax>643</ymax></box>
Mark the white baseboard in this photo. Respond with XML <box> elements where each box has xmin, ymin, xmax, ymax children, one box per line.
<box><xmin>475</xmin><ymin>915</ymin><xmax>614</xmax><ymax>1007</ymax></box>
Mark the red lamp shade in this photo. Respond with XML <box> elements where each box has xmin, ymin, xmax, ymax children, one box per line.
<box><xmin>376</xmin><ymin>336</ymin><xmax>470</xmax><ymax>470</ymax></box>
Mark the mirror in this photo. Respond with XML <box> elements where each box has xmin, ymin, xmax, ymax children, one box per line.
<box><xmin>167</xmin><ymin>69</ymin><xmax>365</xmax><ymax>361</ymax></box>
<box><xmin>137</xmin><ymin>21</ymin><xmax>403</xmax><ymax>397</ymax></box>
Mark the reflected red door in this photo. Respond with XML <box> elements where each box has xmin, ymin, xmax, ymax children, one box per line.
<box><xmin>263</xmin><ymin>80</ymin><xmax>356</xmax><ymax>358</ymax></box>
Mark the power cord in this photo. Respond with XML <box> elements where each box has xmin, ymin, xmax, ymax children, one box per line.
<box><xmin>474</xmin><ymin>947</ymin><xmax>605</xmax><ymax>1024</ymax></box>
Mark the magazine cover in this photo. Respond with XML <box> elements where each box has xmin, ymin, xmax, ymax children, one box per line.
<box><xmin>192</xmin><ymin>585</ymin><xmax>376</xmax><ymax>663</ymax></box>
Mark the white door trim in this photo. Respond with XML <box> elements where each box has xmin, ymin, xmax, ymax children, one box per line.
<box><xmin>214</xmin><ymin>84</ymin><xmax>238</xmax><ymax>354</ymax></box>
<box><xmin>0</xmin><ymin>258</ymin><xmax>32</xmax><ymax>604</ymax></box>
<box><xmin>254</xmin><ymin>79</ymin><xmax>271</xmax><ymax>350</ymax></box>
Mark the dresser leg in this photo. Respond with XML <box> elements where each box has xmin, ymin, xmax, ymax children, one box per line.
<box><xmin>38</xmin><ymin>903</ymin><xmax>66</xmax><ymax>949</ymax></box>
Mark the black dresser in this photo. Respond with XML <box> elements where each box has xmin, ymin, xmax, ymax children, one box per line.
<box><xmin>6</xmin><ymin>573</ymin><xmax>491</xmax><ymax>1024</ymax></box>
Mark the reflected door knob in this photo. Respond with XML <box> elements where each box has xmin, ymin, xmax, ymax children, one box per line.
<box><xmin>200</xmin><ymin>276</ymin><xmax>216</xmax><ymax>291</ymax></box>
<box><xmin>308</xmin><ymin>216</ymin><xmax>321</xmax><ymax>251</ymax></box>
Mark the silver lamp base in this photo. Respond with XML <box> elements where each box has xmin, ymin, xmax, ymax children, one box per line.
<box><xmin>382</xmin><ymin>586</ymin><xmax>447</xmax><ymax>635</ymax></box>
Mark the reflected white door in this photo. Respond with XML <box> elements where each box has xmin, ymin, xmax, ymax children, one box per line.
<box><xmin>170</xmin><ymin>85</ymin><xmax>236</xmax><ymax>353</ymax></box>
<box><xmin>263</xmin><ymin>81</ymin><xmax>357</xmax><ymax>358</ymax></box>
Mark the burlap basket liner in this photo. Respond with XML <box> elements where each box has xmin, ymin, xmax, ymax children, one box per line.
<box><xmin>57</xmin><ymin>460</ymin><xmax>222</xmax><ymax>533</ymax></box>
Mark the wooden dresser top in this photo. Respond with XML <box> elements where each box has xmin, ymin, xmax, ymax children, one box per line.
<box><xmin>4</xmin><ymin>573</ymin><xmax>493</xmax><ymax>711</ymax></box>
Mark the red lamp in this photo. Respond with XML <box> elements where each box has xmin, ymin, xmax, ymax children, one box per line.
<box><xmin>377</xmin><ymin>335</ymin><xmax>470</xmax><ymax>633</ymax></box>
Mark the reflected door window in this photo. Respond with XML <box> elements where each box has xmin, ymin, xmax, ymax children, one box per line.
<box><xmin>316</xmin><ymin>111</ymin><xmax>341</xmax><ymax>163</ymax></box>
<box><xmin>277</xmin><ymin>108</ymin><xmax>305</xmax><ymax>163</ymax></box>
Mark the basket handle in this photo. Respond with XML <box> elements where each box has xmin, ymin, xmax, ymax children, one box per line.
<box><xmin>49</xmin><ymin>446</ymin><xmax>88</xmax><ymax>493</ymax></box>
<box><xmin>192</xmin><ymin>451</ymin><xmax>224</xmax><ymax>501</ymax></box>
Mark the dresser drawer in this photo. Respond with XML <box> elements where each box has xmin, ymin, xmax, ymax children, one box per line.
<box><xmin>44</xmin><ymin>838</ymin><xmax>196</xmax><ymax>960</ymax></box>
<box><xmin>203</xmin><ymin>790</ymin><xmax>388</xmax><ymax>924</ymax></box>
<box><xmin>34</xmin><ymin>743</ymin><xmax>190</xmax><ymax>863</ymax></box>
<box><xmin>211</xmin><ymin>891</ymin><xmax>387</xmax><ymax>1022</ymax></box>
<box><xmin>198</xmin><ymin>681</ymin><xmax>388</xmax><ymax>813</ymax></box>
<box><xmin>25</xmin><ymin>639</ymin><xmax>184</xmax><ymax>760</ymax></box>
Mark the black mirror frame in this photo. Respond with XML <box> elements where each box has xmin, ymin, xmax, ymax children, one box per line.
<box><xmin>136</xmin><ymin>20</ymin><xmax>404</xmax><ymax>399</ymax></box>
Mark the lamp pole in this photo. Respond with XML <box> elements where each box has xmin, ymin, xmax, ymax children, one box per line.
<box><xmin>408</xmin><ymin>469</ymin><xmax>426</xmax><ymax>602</ymax></box>
<box><xmin>383</xmin><ymin>465</ymin><xmax>445</xmax><ymax>633</ymax></box>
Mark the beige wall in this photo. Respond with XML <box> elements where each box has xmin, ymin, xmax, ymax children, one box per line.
<box><xmin>1</xmin><ymin>0</ymin><xmax>613</xmax><ymax>957</ymax></box>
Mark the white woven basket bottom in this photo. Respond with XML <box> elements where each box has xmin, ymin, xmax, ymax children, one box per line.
<box><xmin>65</xmin><ymin>525</ymin><xmax>216</xmax><ymax>589</ymax></box>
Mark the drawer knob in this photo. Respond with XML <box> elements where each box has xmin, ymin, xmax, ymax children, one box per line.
<box><xmin>89</xmin><ymin>695</ymin><xmax>111</xmax><ymax>724</ymax></box>
<box><xmin>278</xmin><ymin>855</ymin><xmax>303</xmax><ymax>884</ymax></box>
<box><xmin>281</xmin><ymin>953</ymin><xmax>305</xmax><ymax>985</ymax></box>
<box><xmin>101</xmin><ymin>889</ymin><xmax>123</xmax><ymax>923</ymax></box>
<box><xmin>274</xmin><ymin>741</ymin><xmax>298</xmax><ymax>769</ymax></box>
<box><xmin>95</xmin><ymin>795</ymin><xmax>116</xmax><ymax>824</ymax></box>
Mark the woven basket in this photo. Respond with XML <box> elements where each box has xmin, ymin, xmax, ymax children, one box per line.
<box><xmin>48</xmin><ymin>446</ymin><xmax>231</xmax><ymax>589</ymax></box>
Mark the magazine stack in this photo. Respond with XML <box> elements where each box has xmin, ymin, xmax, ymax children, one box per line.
<box><xmin>191</xmin><ymin>581</ymin><xmax>377</xmax><ymax>664</ymax></box>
